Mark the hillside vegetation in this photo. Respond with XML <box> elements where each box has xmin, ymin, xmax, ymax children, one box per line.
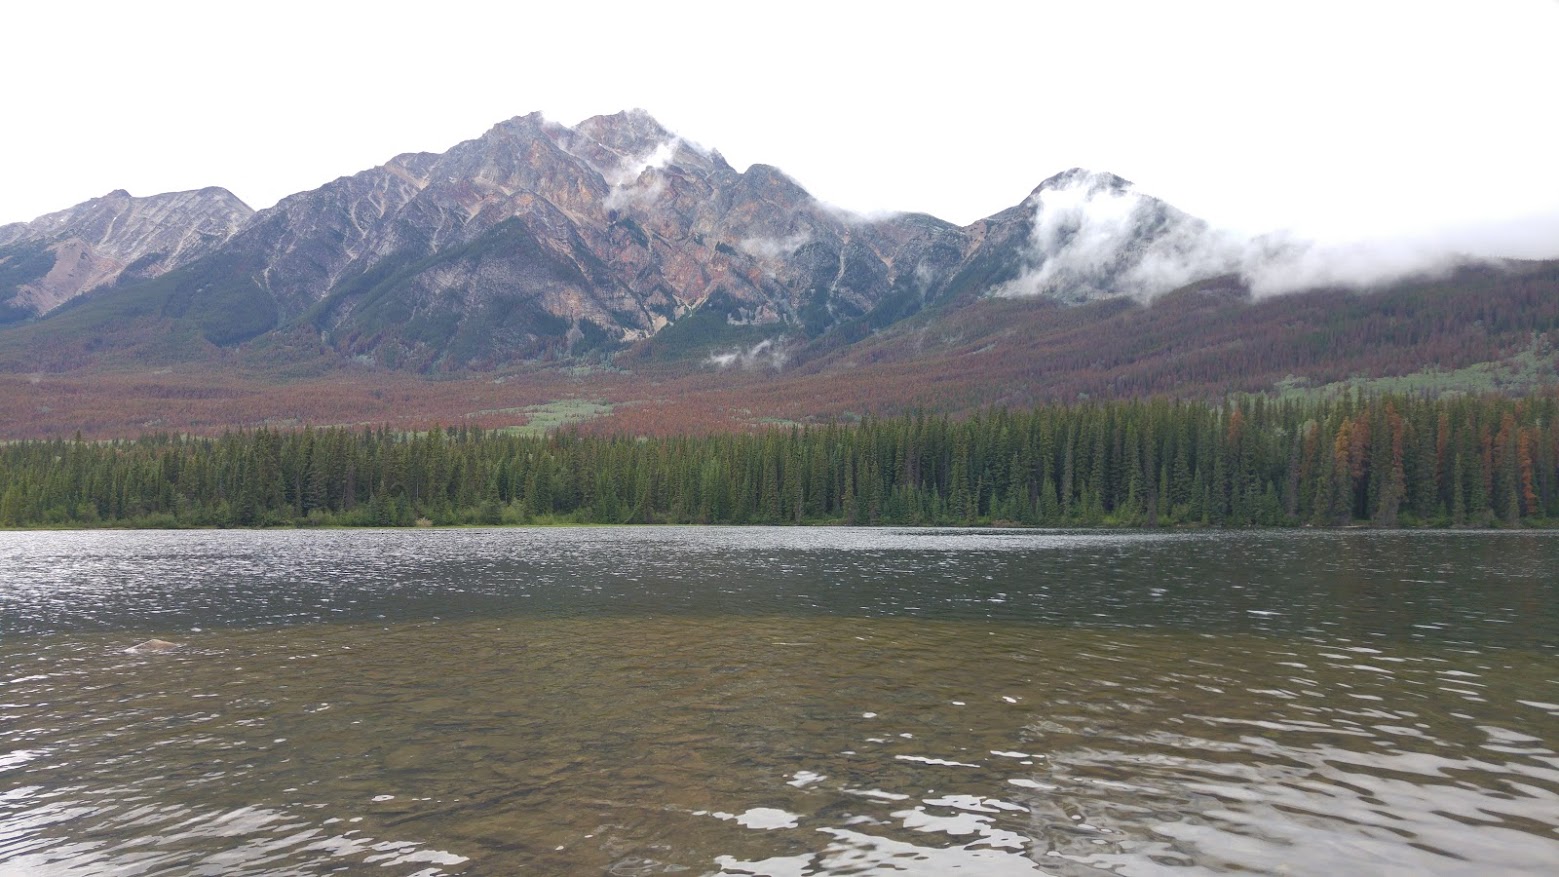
<box><xmin>2</xmin><ymin>262</ymin><xmax>1555</xmax><ymax>441</ymax></box>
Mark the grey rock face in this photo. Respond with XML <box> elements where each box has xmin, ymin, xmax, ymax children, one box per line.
<box><xmin>0</xmin><ymin>188</ymin><xmax>253</xmax><ymax>317</ymax></box>
<box><xmin>0</xmin><ymin>112</ymin><xmax>1201</xmax><ymax>367</ymax></box>
<box><xmin>197</xmin><ymin>109</ymin><xmax>1001</xmax><ymax>367</ymax></box>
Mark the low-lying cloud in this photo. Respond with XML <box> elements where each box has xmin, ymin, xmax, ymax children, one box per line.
<box><xmin>995</xmin><ymin>172</ymin><xmax>1476</xmax><ymax>301</ymax></box>
<box><xmin>737</xmin><ymin>231</ymin><xmax>810</xmax><ymax>261</ymax></box>
<box><xmin>602</xmin><ymin>139</ymin><xmax>679</xmax><ymax>211</ymax></box>
<box><xmin>706</xmin><ymin>338</ymin><xmax>788</xmax><ymax>371</ymax></box>
<box><xmin>603</xmin><ymin>138</ymin><xmax>678</xmax><ymax>187</ymax></box>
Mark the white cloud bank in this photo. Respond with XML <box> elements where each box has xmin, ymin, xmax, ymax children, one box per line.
<box><xmin>995</xmin><ymin>172</ymin><xmax>1480</xmax><ymax>301</ymax></box>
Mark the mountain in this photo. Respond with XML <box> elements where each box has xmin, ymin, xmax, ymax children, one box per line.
<box><xmin>0</xmin><ymin>109</ymin><xmax>1555</xmax><ymax>439</ymax></box>
<box><xmin>0</xmin><ymin>187</ymin><xmax>252</xmax><ymax>322</ymax></box>
<box><xmin>208</xmin><ymin>108</ymin><xmax>1004</xmax><ymax>368</ymax></box>
<box><xmin>0</xmin><ymin>111</ymin><xmax>1205</xmax><ymax>371</ymax></box>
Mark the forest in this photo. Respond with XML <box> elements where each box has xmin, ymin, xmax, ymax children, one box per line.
<box><xmin>0</xmin><ymin>392</ymin><xmax>1555</xmax><ymax>530</ymax></box>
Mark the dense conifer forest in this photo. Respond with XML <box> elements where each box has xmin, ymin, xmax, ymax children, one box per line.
<box><xmin>1</xmin><ymin>392</ymin><xmax>1556</xmax><ymax>529</ymax></box>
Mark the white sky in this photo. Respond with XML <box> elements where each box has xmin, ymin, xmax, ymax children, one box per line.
<box><xmin>3</xmin><ymin>0</ymin><xmax>1557</xmax><ymax>256</ymax></box>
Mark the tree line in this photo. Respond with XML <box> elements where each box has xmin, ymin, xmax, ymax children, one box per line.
<box><xmin>1</xmin><ymin>392</ymin><xmax>1556</xmax><ymax>529</ymax></box>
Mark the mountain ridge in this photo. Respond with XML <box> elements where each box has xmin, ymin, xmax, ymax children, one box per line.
<box><xmin>0</xmin><ymin>187</ymin><xmax>253</xmax><ymax>319</ymax></box>
<box><xmin>0</xmin><ymin>109</ymin><xmax>1554</xmax><ymax>441</ymax></box>
<box><xmin>1</xmin><ymin>110</ymin><xmax>1201</xmax><ymax>371</ymax></box>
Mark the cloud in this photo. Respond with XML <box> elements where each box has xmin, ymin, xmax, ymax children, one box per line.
<box><xmin>810</xmin><ymin>199</ymin><xmax>909</xmax><ymax>227</ymax></box>
<box><xmin>602</xmin><ymin>138</ymin><xmax>679</xmax><ymax>211</ymax></box>
<box><xmin>604</xmin><ymin>174</ymin><xmax>665</xmax><ymax>212</ymax></box>
<box><xmin>705</xmin><ymin>338</ymin><xmax>788</xmax><ymax>371</ymax></box>
<box><xmin>1237</xmin><ymin>233</ymin><xmax>1468</xmax><ymax>297</ymax></box>
<box><xmin>602</xmin><ymin>138</ymin><xmax>679</xmax><ymax>188</ymax></box>
<box><xmin>737</xmin><ymin>231</ymin><xmax>811</xmax><ymax>260</ymax></box>
<box><xmin>994</xmin><ymin>172</ymin><xmax>1480</xmax><ymax>301</ymax></box>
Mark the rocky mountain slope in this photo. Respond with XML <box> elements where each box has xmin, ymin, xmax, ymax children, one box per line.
<box><xmin>0</xmin><ymin>110</ymin><xmax>1223</xmax><ymax>371</ymax></box>
<box><xmin>0</xmin><ymin>188</ymin><xmax>252</xmax><ymax>321</ymax></box>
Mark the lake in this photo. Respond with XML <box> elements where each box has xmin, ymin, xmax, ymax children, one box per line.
<box><xmin>1</xmin><ymin>527</ymin><xmax>1556</xmax><ymax>876</ymax></box>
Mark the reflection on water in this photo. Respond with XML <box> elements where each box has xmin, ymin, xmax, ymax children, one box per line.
<box><xmin>1</xmin><ymin>528</ymin><xmax>1557</xmax><ymax>875</ymax></box>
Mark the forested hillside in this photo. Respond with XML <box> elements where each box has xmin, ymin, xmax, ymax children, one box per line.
<box><xmin>3</xmin><ymin>393</ymin><xmax>1554</xmax><ymax>529</ymax></box>
<box><xmin>2</xmin><ymin>260</ymin><xmax>1555</xmax><ymax>441</ymax></box>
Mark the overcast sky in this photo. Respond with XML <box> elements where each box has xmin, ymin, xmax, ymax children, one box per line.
<box><xmin>3</xmin><ymin>0</ymin><xmax>1556</xmax><ymax>257</ymax></box>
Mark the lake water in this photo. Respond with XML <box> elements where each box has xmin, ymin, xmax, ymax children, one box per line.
<box><xmin>1</xmin><ymin>527</ymin><xmax>1556</xmax><ymax>876</ymax></box>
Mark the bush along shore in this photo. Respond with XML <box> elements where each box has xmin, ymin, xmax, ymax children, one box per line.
<box><xmin>2</xmin><ymin>393</ymin><xmax>1556</xmax><ymax>529</ymax></box>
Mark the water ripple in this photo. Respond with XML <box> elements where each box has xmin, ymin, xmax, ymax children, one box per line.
<box><xmin>1</xmin><ymin>529</ymin><xmax>1556</xmax><ymax>874</ymax></box>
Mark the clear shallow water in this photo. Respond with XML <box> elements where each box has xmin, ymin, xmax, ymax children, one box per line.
<box><xmin>1</xmin><ymin>528</ymin><xmax>1556</xmax><ymax>875</ymax></box>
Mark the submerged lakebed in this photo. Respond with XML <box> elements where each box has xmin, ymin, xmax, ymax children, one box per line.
<box><xmin>1</xmin><ymin>527</ymin><xmax>1557</xmax><ymax>875</ymax></box>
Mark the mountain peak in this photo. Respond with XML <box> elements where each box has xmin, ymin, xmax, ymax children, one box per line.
<box><xmin>1030</xmin><ymin>168</ymin><xmax>1132</xmax><ymax>200</ymax></box>
<box><xmin>737</xmin><ymin>163</ymin><xmax>811</xmax><ymax>203</ymax></box>
<box><xmin>0</xmin><ymin>185</ymin><xmax>255</xmax><ymax>317</ymax></box>
<box><xmin>0</xmin><ymin>110</ymin><xmax>1249</xmax><ymax>371</ymax></box>
<box><xmin>484</xmin><ymin>111</ymin><xmax>553</xmax><ymax>140</ymax></box>
<box><xmin>573</xmin><ymin>109</ymin><xmax>674</xmax><ymax>157</ymax></box>
<box><xmin>191</xmin><ymin>186</ymin><xmax>250</xmax><ymax>208</ymax></box>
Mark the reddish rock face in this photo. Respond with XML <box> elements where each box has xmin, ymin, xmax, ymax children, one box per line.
<box><xmin>0</xmin><ymin>111</ymin><xmax>1198</xmax><ymax>370</ymax></box>
<box><xmin>216</xmin><ymin>109</ymin><xmax>982</xmax><ymax>367</ymax></box>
